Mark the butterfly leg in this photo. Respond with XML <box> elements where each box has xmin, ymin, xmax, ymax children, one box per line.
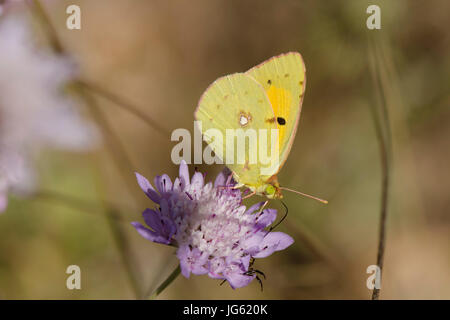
<box><xmin>242</xmin><ymin>190</ymin><xmax>256</xmax><ymax>200</ymax></box>
<box><xmin>254</xmin><ymin>269</ymin><xmax>266</xmax><ymax>280</ymax></box>
<box><xmin>226</xmin><ymin>172</ymin><xmax>234</xmax><ymax>185</ymax></box>
<box><xmin>226</xmin><ymin>170</ymin><xmax>241</xmax><ymax>186</ymax></box>
<box><xmin>255</xmin><ymin>275</ymin><xmax>264</xmax><ymax>291</ymax></box>
<box><xmin>268</xmin><ymin>200</ymin><xmax>288</xmax><ymax>232</ymax></box>
<box><xmin>242</xmin><ymin>268</ymin><xmax>264</xmax><ymax>291</ymax></box>
<box><xmin>258</xmin><ymin>200</ymin><xmax>269</xmax><ymax>213</ymax></box>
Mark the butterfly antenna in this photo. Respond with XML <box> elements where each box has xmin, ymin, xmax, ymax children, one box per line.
<box><xmin>280</xmin><ymin>187</ymin><xmax>328</xmax><ymax>204</ymax></box>
<box><xmin>269</xmin><ymin>200</ymin><xmax>289</xmax><ymax>232</ymax></box>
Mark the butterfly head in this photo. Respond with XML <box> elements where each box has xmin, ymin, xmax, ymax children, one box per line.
<box><xmin>264</xmin><ymin>178</ymin><xmax>283</xmax><ymax>199</ymax></box>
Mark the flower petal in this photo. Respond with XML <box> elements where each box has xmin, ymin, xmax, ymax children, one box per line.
<box><xmin>178</xmin><ymin>160</ymin><xmax>190</xmax><ymax>188</ymax></box>
<box><xmin>177</xmin><ymin>245</ymin><xmax>192</xmax><ymax>278</ymax></box>
<box><xmin>159</xmin><ymin>199</ymin><xmax>177</xmax><ymax>236</ymax></box>
<box><xmin>240</xmin><ymin>255</ymin><xmax>252</xmax><ymax>270</ymax></box>
<box><xmin>246</xmin><ymin>202</ymin><xmax>265</xmax><ymax>215</ymax></box>
<box><xmin>214</xmin><ymin>172</ymin><xmax>226</xmax><ymax>188</ymax></box>
<box><xmin>191</xmin><ymin>172</ymin><xmax>204</xmax><ymax>190</ymax></box>
<box><xmin>177</xmin><ymin>245</ymin><xmax>209</xmax><ymax>278</ymax></box>
<box><xmin>254</xmin><ymin>208</ymin><xmax>277</xmax><ymax>230</ymax></box>
<box><xmin>191</xmin><ymin>250</ymin><xmax>209</xmax><ymax>275</ymax></box>
<box><xmin>142</xmin><ymin>209</ymin><xmax>163</xmax><ymax>233</ymax></box>
<box><xmin>208</xmin><ymin>257</ymin><xmax>226</xmax><ymax>279</ymax></box>
<box><xmin>242</xmin><ymin>233</ymin><xmax>265</xmax><ymax>255</ymax></box>
<box><xmin>173</xmin><ymin>177</ymin><xmax>182</xmax><ymax>192</ymax></box>
<box><xmin>154</xmin><ymin>174</ymin><xmax>173</xmax><ymax>195</ymax></box>
<box><xmin>135</xmin><ymin>172</ymin><xmax>160</xmax><ymax>203</ymax></box>
<box><xmin>131</xmin><ymin>222</ymin><xmax>171</xmax><ymax>245</ymax></box>
<box><xmin>252</xmin><ymin>232</ymin><xmax>294</xmax><ymax>258</ymax></box>
<box><xmin>225</xmin><ymin>270</ymin><xmax>255</xmax><ymax>289</ymax></box>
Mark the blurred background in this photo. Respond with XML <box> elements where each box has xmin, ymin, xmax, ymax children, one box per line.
<box><xmin>0</xmin><ymin>0</ymin><xmax>449</xmax><ymax>299</ymax></box>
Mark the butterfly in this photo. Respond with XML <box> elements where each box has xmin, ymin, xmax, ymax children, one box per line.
<box><xmin>195</xmin><ymin>52</ymin><xmax>326</xmax><ymax>203</ymax></box>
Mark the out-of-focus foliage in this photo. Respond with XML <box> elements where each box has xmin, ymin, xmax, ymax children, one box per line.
<box><xmin>0</xmin><ymin>0</ymin><xmax>449</xmax><ymax>299</ymax></box>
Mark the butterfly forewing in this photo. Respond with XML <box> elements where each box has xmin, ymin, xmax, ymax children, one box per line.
<box><xmin>246</xmin><ymin>52</ymin><xmax>306</xmax><ymax>173</ymax></box>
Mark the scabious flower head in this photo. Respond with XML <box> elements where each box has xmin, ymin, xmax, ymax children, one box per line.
<box><xmin>132</xmin><ymin>161</ymin><xmax>294</xmax><ymax>289</ymax></box>
<box><xmin>0</xmin><ymin>15</ymin><xmax>99</xmax><ymax>212</ymax></box>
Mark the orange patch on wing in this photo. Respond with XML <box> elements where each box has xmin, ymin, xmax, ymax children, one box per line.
<box><xmin>266</xmin><ymin>85</ymin><xmax>292</xmax><ymax>148</ymax></box>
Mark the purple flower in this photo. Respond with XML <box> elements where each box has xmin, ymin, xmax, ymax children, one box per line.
<box><xmin>132</xmin><ymin>160</ymin><xmax>294</xmax><ymax>289</ymax></box>
<box><xmin>0</xmin><ymin>0</ymin><xmax>22</xmax><ymax>16</ymax></box>
<box><xmin>0</xmin><ymin>15</ymin><xmax>99</xmax><ymax>213</ymax></box>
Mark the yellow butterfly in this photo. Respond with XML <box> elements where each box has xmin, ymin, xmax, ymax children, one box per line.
<box><xmin>195</xmin><ymin>52</ymin><xmax>327</xmax><ymax>203</ymax></box>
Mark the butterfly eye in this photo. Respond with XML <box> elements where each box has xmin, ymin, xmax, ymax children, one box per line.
<box><xmin>265</xmin><ymin>185</ymin><xmax>276</xmax><ymax>196</ymax></box>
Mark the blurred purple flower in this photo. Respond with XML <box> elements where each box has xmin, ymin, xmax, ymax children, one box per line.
<box><xmin>132</xmin><ymin>161</ymin><xmax>294</xmax><ymax>289</ymax></box>
<box><xmin>0</xmin><ymin>15</ymin><xmax>99</xmax><ymax>212</ymax></box>
<box><xmin>0</xmin><ymin>1</ymin><xmax>19</xmax><ymax>16</ymax></box>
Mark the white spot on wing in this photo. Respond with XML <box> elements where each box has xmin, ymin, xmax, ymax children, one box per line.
<box><xmin>239</xmin><ymin>115</ymin><xmax>248</xmax><ymax>126</ymax></box>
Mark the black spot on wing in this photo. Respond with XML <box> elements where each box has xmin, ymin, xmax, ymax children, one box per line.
<box><xmin>277</xmin><ymin>117</ymin><xmax>286</xmax><ymax>125</ymax></box>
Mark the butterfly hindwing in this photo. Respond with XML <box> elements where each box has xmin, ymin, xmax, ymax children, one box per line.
<box><xmin>195</xmin><ymin>73</ymin><xmax>279</xmax><ymax>189</ymax></box>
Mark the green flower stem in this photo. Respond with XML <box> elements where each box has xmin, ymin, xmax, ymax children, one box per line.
<box><xmin>367</xmin><ymin>34</ymin><xmax>392</xmax><ymax>301</ymax></box>
<box><xmin>105</xmin><ymin>209</ymin><xmax>142</xmax><ymax>299</ymax></box>
<box><xmin>147</xmin><ymin>265</ymin><xmax>181</xmax><ymax>300</ymax></box>
<box><xmin>30</xmin><ymin>0</ymin><xmax>64</xmax><ymax>53</ymax></box>
<box><xmin>33</xmin><ymin>190</ymin><xmax>129</xmax><ymax>220</ymax></box>
<box><xmin>76</xmin><ymin>80</ymin><xmax>170</xmax><ymax>138</ymax></box>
